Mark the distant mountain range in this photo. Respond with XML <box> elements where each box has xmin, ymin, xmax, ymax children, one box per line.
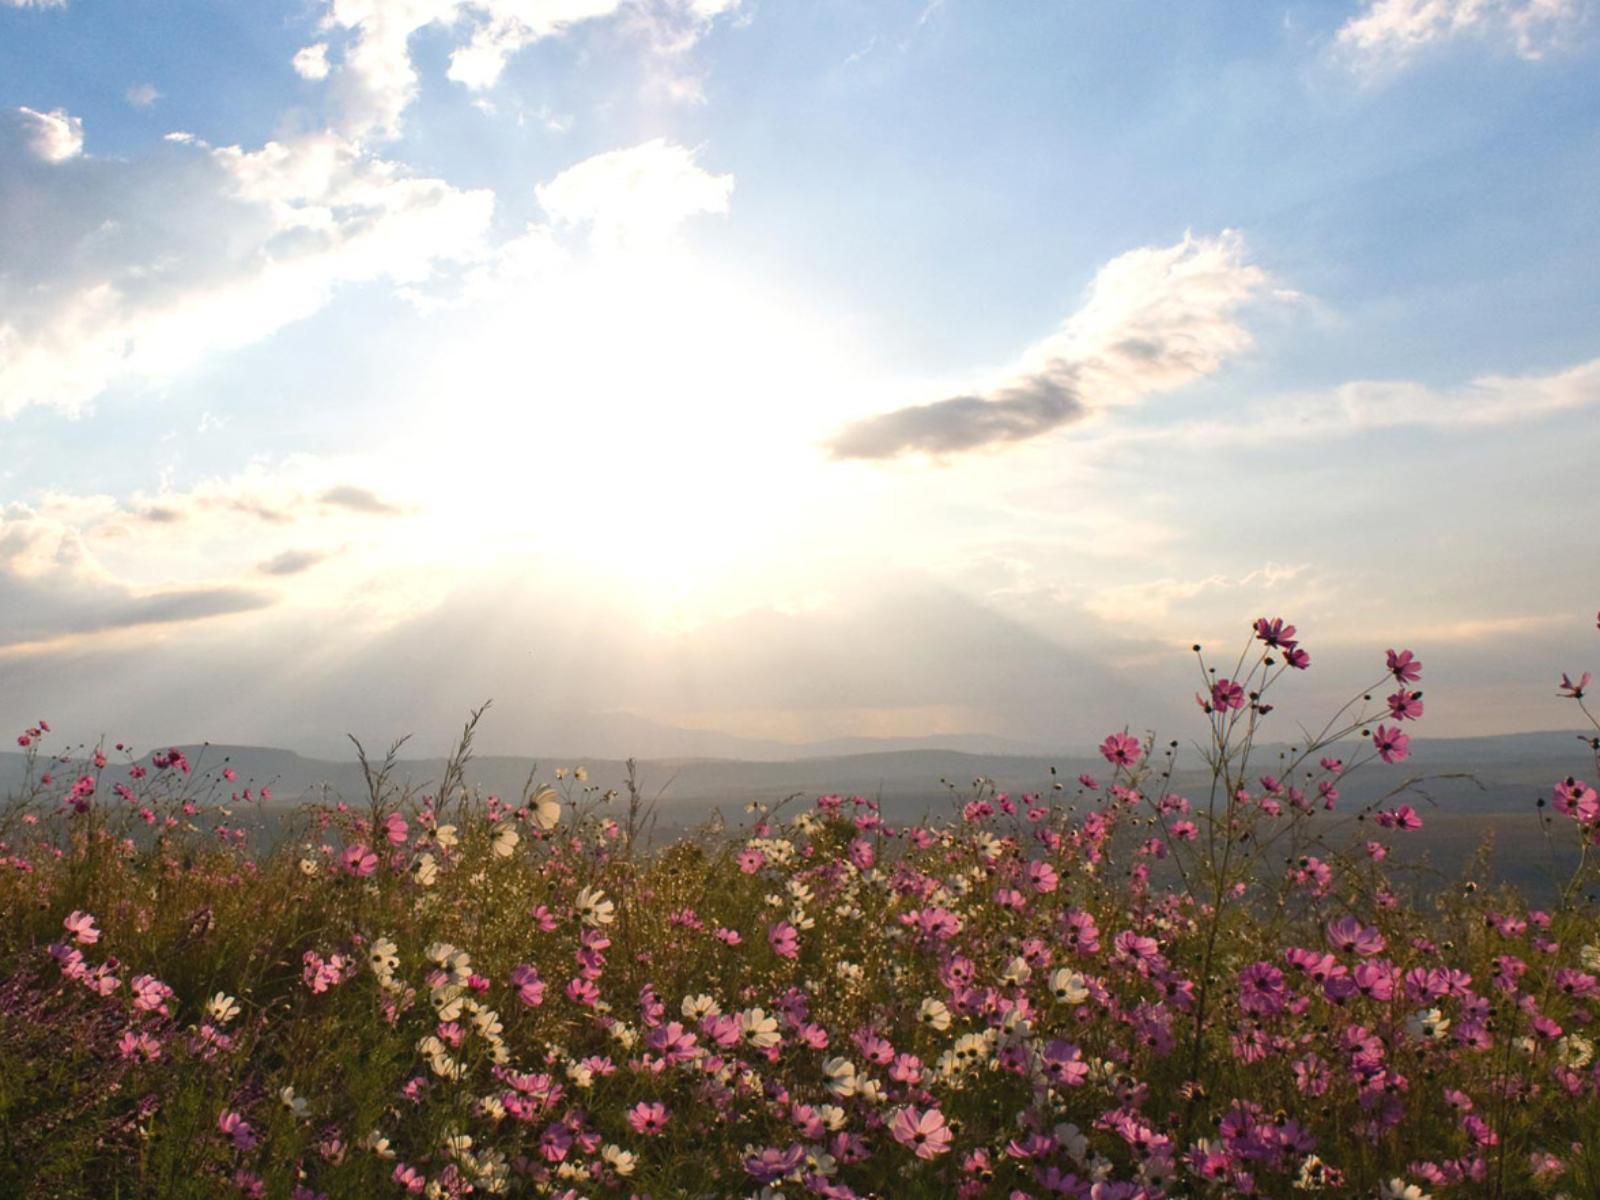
<box><xmin>2</xmin><ymin>728</ymin><xmax>1594</xmax><ymax>825</ymax></box>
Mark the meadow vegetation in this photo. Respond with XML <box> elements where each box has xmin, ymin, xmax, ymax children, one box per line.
<box><xmin>3</xmin><ymin>615</ymin><xmax>1600</xmax><ymax>1199</ymax></box>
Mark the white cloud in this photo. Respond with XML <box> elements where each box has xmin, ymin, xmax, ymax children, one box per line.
<box><xmin>535</xmin><ymin>138</ymin><xmax>734</xmax><ymax>249</ymax></box>
<box><xmin>125</xmin><ymin>82</ymin><xmax>161</xmax><ymax>108</ymax></box>
<box><xmin>305</xmin><ymin>0</ymin><xmax>626</xmax><ymax>141</ymax></box>
<box><xmin>0</xmin><ymin>461</ymin><xmax>418</xmax><ymax>648</ymax></box>
<box><xmin>16</xmin><ymin>105</ymin><xmax>83</xmax><ymax>161</ymax></box>
<box><xmin>0</xmin><ymin>117</ymin><xmax>495</xmax><ymax>417</ymax></box>
<box><xmin>826</xmin><ymin>231</ymin><xmax>1270</xmax><ymax>459</ymax></box>
<box><xmin>1337</xmin><ymin>0</ymin><xmax>1587</xmax><ymax>68</ymax></box>
<box><xmin>2</xmin><ymin>0</ymin><xmax>68</xmax><ymax>8</ymax></box>
<box><xmin>292</xmin><ymin>42</ymin><xmax>332</xmax><ymax>81</ymax></box>
<box><xmin>1129</xmin><ymin>353</ymin><xmax>1600</xmax><ymax>449</ymax></box>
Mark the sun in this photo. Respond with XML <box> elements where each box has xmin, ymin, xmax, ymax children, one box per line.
<box><xmin>401</xmin><ymin>249</ymin><xmax>866</xmax><ymax>621</ymax></box>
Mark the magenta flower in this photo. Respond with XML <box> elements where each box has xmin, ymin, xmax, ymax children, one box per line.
<box><xmin>1372</xmin><ymin>724</ymin><xmax>1410</xmax><ymax>763</ymax></box>
<box><xmin>1238</xmin><ymin>961</ymin><xmax>1288</xmax><ymax>1015</ymax></box>
<box><xmin>1211</xmin><ymin>679</ymin><xmax>1246</xmax><ymax>711</ymax></box>
<box><xmin>1099</xmin><ymin>731</ymin><xmax>1143</xmax><ymax>767</ymax></box>
<box><xmin>509</xmin><ymin>964</ymin><xmax>546</xmax><ymax>1007</ymax></box>
<box><xmin>217</xmin><ymin>1110</ymin><xmax>257</xmax><ymax>1151</ymax></box>
<box><xmin>1386</xmin><ymin>690</ymin><xmax>1424</xmax><ymax>721</ymax></box>
<box><xmin>767</xmin><ymin>920</ymin><xmax>799</xmax><ymax>960</ymax></box>
<box><xmin>1327</xmin><ymin>915</ymin><xmax>1386</xmax><ymax>957</ymax></box>
<box><xmin>1558</xmin><ymin>672</ymin><xmax>1591</xmax><ymax>699</ymax></box>
<box><xmin>627</xmin><ymin>1101</ymin><xmax>669</xmax><ymax>1135</ymax></box>
<box><xmin>1386</xmin><ymin>648</ymin><xmax>1422</xmax><ymax>683</ymax></box>
<box><xmin>1253</xmin><ymin>617</ymin><xmax>1297</xmax><ymax>649</ymax></box>
<box><xmin>889</xmin><ymin>1105</ymin><xmax>953</xmax><ymax>1159</ymax></box>
<box><xmin>63</xmin><ymin>910</ymin><xmax>100</xmax><ymax>945</ymax></box>
<box><xmin>341</xmin><ymin>844</ymin><xmax>378</xmax><ymax>877</ymax></box>
<box><xmin>1553</xmin><ymin>778</ymin><xmax>1599</xmax><ymax>823</ymax></box>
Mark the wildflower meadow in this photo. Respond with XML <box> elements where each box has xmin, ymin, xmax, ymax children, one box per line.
<box><xmin>4</xmin><ymin>614</ymin><xmax>1600</xmax><ymax>1200</ymax></box>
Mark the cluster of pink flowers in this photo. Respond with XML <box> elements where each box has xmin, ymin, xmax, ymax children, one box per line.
<box><xmin>4</xmin><ymin>613</ymin><xmax>1600</xmax><ymax>1199</ymax></box>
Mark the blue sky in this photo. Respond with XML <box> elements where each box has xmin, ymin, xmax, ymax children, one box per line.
<box><xmin>1</xmin><ymin>0</ymin><xmax>1597</xmax><ymax>754</ymax></box>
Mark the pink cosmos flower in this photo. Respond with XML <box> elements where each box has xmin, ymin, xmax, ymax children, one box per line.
<box><xmin>341</xmin><ymin>844</ymin><xmax>378</xmax><ymax>877</ymax></box>
<box><xmin>510</xmin><ymin>964</ymin><xmax>546</xmax><ymax>1007</ymax></box>
<box><xmin>217</xmin><ymin>1110</ymin><xmax>257</xmax><ymax>1151</ymax></box>
<box><xmin>1552</xmin><ymin>776</ymin><xmax>1599</xmax><ymax>822</ymax></box>
<box><xmin>1238</xmin><ymin>961</ymin><xmax>1287</xmax><ymax>1015</ymax></box>
<box><xmin>1386</xmin><ymin>690</ymin><xmax>1424</xmax><ymax>721</ymax></box>
<box><xmin>1211</xmin><ymin>679</ymin><xmax>1246</xmax><ymax>712</ymax></box>
<box><xmin>1559</xmin><ymin>672</ymin><xmax>1591</xmax><ymax>699</ymax></box>
<box><xmin>768</xmin><ymin>920</ymin><xmax>799</xmax><ymax>960</ymax></box>
<box><xmin>1386</xmin><ymin>648</ymin><xmax>1422</xmax><ymax>683</ymax></box>
<box><xmin>627</xmin><ymin>1101</ymin><xmax>669</xmax><ymax>1135</ymax></box>
<box><xmin>1372</xmin><ymin>725</ymin><xmax>1410</xmax><ymax>763</ymax></box>
<box><xmin>1327</xmin><ymin>915</ymin><xmax>1386</xmax><ymax>957</ymax></box>
<box><xmin>1099</xmin><ymin>732</ymin><xmax>1142</xmax><ymax>767</ymax></box>
<box><xmin>889</xmin><ymin>1106</ymin><xmax>953</xmax><ymax>1159</ymax></box>
<box><xmin>63</xmin><ymin>910</ymin><xmax>100</xmax><ymax>945</ymax></box>
<box><xmin>1253</xmin><ymin>617</ymin><xmax>1297</xmax><ymax>649</ymax></box>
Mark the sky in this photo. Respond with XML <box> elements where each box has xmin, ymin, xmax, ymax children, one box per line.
<box><xmin>1</xmin><ymin>0</ymin><xmax>1598</xmax><ymax>757</ymax></box>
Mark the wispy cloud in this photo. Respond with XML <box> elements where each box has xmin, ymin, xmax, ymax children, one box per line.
<box><xmin>259</xmin><ymin>548</ymin><xmax>330</xmax><ymax>576</ymax></box>
<box><xmin>1105</xmin><ymin>353</ymin><xmax>1600</xmax><ymax>451</ymax></box>
<box><xmin>1337</xmin><ymin>0</ymin><xmax>1588</xmax><ymax>70</ymax></box>
<box><xmin>318</xmin><ymin>485</ymin><xmax>405</xmax><ymax>516</ymax></box>
<box><xmin>124</xmin><ymin>82</ymin><xmax>161</xmax><ymax>108</ymax></box>
<box><xmin>826</xmin><ymin>232</ymin><xmax>1269</xmax><ymax>461</ymax></box>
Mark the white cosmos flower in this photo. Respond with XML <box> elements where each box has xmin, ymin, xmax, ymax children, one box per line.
<box><xmin>574</xmin><ymin>886</ymin><xmax>615</xmax><ymax>926</ymax></box>
<box><xmin>739</xmin><ymin>1007</ymin><xmax>780</xmax><ymax>1049</ymax></box>
<box><xmin>412</xmin><ymin>852</ymin><xmax>438</xmax><ymax>885</ymax></box>
<box><xmin>682</xmin><ymin>993</ymin><xmax>720</xmax><ymax>1020</ymax></box>
<box><xmin>1405</xmin><ymin>1008</ymin><xmax>1450</xmax><ymax>1041</ymax></box>
<box><xmin>530</xmin><ymin>786</ymin><xmax>562</xmax><ymax>831</ymax></box>
<box><xmin>491</xmin><ymin>825</ymin><xmax>519</xmax><ymax>858</ymax></box>
<box><xmin>821</xmin><ymin>1056</ymin><xmax>858</xmax><ymax>1097</ymax></box>
<box><xmin>918</xmin><ymin>998</ymin><xmax>952</xmax><ymax>1031</ymax></box>
<box><xmin>1049</xmin><ymin>969</ymin><xmax>1090</xmax><ymax>1005</ymax></box>
<box><xmin>434</xmin><ymin>824</ymin><xmax>459</xmax><ymax>849</ymax></box>
<box><xmin>602</xmin><ymin>1144</ymin><xmax>637</xmax><ymax>1176</ymax></box>
<box><xmin>279</xmin><ymin>1085</ymin><xmax>309</xmax><ymax>1119</ymax></box>
<box><xmin>205</xmin><ymin>992</ymin><xmax>241</xmax><ymax>1024</ymax></box>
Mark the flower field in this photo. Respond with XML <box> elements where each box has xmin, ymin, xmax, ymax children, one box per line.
<box><xmin>3</xmin><ymin>617</ymin><xmax>1600</xmax><ymax>1200</ymax></box>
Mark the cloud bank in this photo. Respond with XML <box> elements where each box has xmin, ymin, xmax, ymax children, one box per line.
<box><xmin>826</xmin><ymin>232</ymin><xmax>1267</xmax><ymax>460</ymax></box>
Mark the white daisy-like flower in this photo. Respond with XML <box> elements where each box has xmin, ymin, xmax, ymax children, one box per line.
<box><xmin>917</xmin><ymin>998</ymin><xmax>952</xmax><ymax>1031</ymax></box>
<box><xmin>491</xmin><ymin>825</ymin><xmax>519</xmax><ymax>858</ymax></box>
<box><xmin>574</xmin><ymin>886</ymin><xmax>615</xmax><ymax>927</ymax></box>
<box><xmin>1049</xmin><ymin>968</ymin><xmax>1091</xmax><ymax>1005</ymax></box>
<box><xmin>530</xmin><ymin>786</ymin><xmax>562</xmax><ymax>832</ymax></box>
<box><xmin>205</xmin><ymin>992</ymin><xmax>241</xmax><ymax>1025</ymax></box>
<box><xmin>739</xmin><ymin>1007</ymin><xmax>781</xmax><ymax>1049</ymax></box>
<box><xmin>821</xmin><ymin>1056</ymin><xmax>858</xmax><ymax>1098</ymax></box>
<box><xmin>682</xmin><ymin>993</ymin><xmax>720</xmax><ymax>1021</ymax></box>
<box><xmin>279</xmin><ymin>1085</ymin><xmax>309</xmax><ymax>1119</ymax></box>
<box><xmin>601</xmin><ymin>1144</ymin><xmax>637</xmax><ymax>1176</ymax></box>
